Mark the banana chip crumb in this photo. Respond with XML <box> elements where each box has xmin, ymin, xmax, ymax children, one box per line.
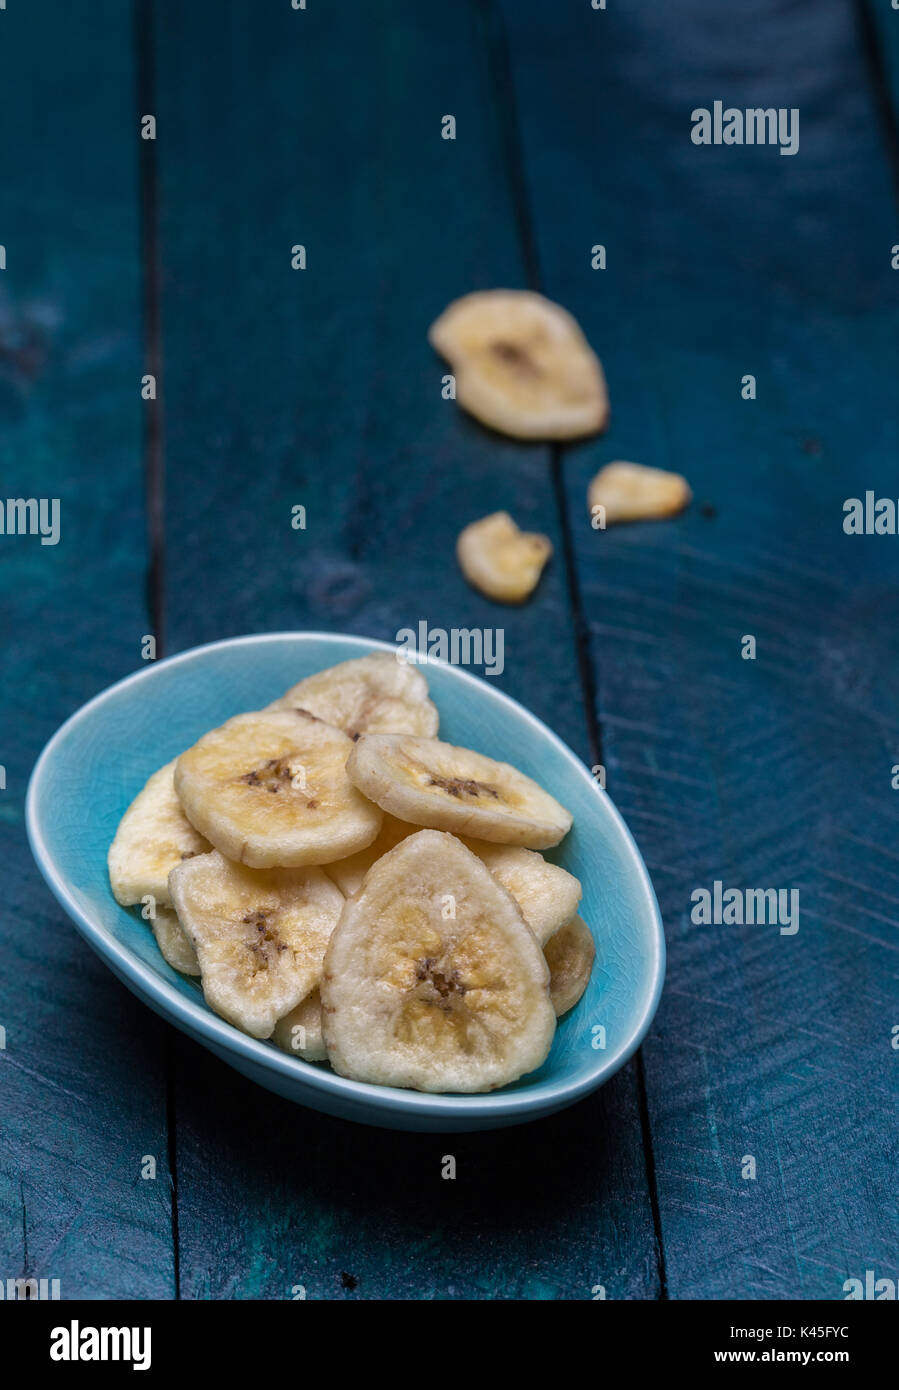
<box><xmin>588</xmin><ymin>461</ymin><xmax>691</xmax><ymax>526</ymax></box>
<box><xmin>457</xmin><ymin>511</ymin><xmax>552</xmax><ymax>604</ymax></box>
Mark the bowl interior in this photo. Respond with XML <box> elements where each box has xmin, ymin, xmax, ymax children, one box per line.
<box><xmin>27</xmin><ymin>633</ymin><xmax>664</xmax><ymax>1125</ymax></box>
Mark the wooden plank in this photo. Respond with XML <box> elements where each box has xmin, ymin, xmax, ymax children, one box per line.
<box><xmin>500</xmin><ymin>0</ymin><xmax>899</xmax><ymax>1297</ymax></box>
<box><xmin>0</xmin><ymin>0</ymin><xmax>174</xmax><ymax>1297</ymax></box>
<box><xmin>152</xmin><ymin>0</ymin><xmax>659</xmax><ymax>1299</ymax></box>
<box><xmin>864</xmin><ymin>0</ymin><xmax>899</xmax><ymax>154</ymax></box>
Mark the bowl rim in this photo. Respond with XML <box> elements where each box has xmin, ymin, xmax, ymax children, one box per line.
<box><xmin>26</xmin><ymin>630</ymin><xmax>666</xmax><ymax>1121</ymax></box>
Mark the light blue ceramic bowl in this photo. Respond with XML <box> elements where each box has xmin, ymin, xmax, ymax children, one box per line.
<box><xmin>26</xmin><ymin>632</ymin><xmax>664</xmax><ymax>1132</ymax></box>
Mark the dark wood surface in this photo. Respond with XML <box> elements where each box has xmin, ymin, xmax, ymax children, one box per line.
<box><xmin>0</xmin><ymin>0</ymin><xmax>175</xmax><ymax>1297</ymax></box>
<box><xmin>1</xmin><ymin>0</ymin><xmax>896</xmax><ymax>1299</ymax></box>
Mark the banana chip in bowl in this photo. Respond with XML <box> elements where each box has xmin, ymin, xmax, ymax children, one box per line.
<box><xmin>27</xmin><ymin>633</ymin><xmax>664</xmax><ymax>1131</ymax></box>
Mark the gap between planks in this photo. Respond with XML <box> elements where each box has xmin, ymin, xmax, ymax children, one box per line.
<box><xmin>854</xmin><ymin>0</ymin><xmax>899</xmax><ymax>202</ymax></box>
<box><xmin>135</xmin><ymin>0</ymin><xmax>180</xmax><ymax>1301</ymax></box>
<box><xmin>479</xmin><ymin>0</ymin><xmax>669</xmax><ymax>1298</ymax></box>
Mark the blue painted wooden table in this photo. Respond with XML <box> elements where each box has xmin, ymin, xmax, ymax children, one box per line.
<box><xmin>1</xmin><ymin>0</ymin><xmax>897</xmax><ymax>1300</ymax></box>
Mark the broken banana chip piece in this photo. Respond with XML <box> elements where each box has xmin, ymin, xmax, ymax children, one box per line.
<box><xmin>149</xmin><ymin>905</ymin><xmax>200</xmax><ymax>977</ymax></box>
<box><xmin>544</xmin><ymin>915</ymin><xmax>596</xmax><ymax>1016</ymax></box>
<box><xmin>174</xmin><ymin>709</ymin><xmax>382</xmax><ymax>868</ymax></box>
<box><xmin>346</xmin><ymin>733</ymin><xmax>573</xmax><ymax>850</ymax></box>
<box><xmin>462</xmin><ymin>840</ymin><xmax>582</xmax><ymax>946</ymax></box>
<box><xmin>271</xmin><ymin>988</ymin><xmax>328</xmax><ymax>1062</ymax></box>
<box><xmin>169</xmin><ymin>850</ymin><xmax>345</xmax><ymax>1038</ymax></box>
<box><xmin>456</xmin><ymin>511</ymin><xmax>552</xmax><ymax>604</ymax></box>
<box><xmin>321</xmin><ymin>830</ymin><xmax>556</xmax><ymax>1092</ymax></box>
<box><xmin>588</xmin><ymin>460</ymin><xmax>691</xmax><ymax>525</ymax></box>
<box><xmin>108</xmin><ymin>759</ymin><xmax>210</xmax><ymax>907</ymax></box>
<box><xmin>428</xmin><ymin>289</ymin><xmax>609</xmax><ymax>440</ymax></box>
<box><xmin>271</xmin><ymin>652</ymin><xmax>439</xmax><ymax>738</ymax></box>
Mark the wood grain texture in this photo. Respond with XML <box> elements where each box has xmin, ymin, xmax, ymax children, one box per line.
<box><xmin>500</xmin><ymin>0</ymin><xmax>899</xmax><ymax>1298</ymax></box>
<box><xmin>0</xmin><ymin>0</ymin><xmax>175</xmax><ymax>1297</ymax></box>
<box><xmin>151</xmin><ymin>0</ymin><xmax>659</xmax><ymax>1299</ymax></box>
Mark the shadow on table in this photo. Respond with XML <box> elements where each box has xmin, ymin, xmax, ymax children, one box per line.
<box><xmin>171</xmin><ymin>1033</ymin><xmax>656</xmax><ymax>1298</ymax></box>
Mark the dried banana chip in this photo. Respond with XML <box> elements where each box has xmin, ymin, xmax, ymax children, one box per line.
<box><xmin>326</xmin><ymin>813</ymin><xmax>415</xmax><ymax>897</ymax></box>
<box><xmin>456</xmin><ymin>511</ymin><xmax>552</xmax><ymax>604</ymax></box>
<box><xmin>429</xmin><ymin>289</ymin><xmax>609</xmax><ymax>440</ymax></box>
<box><xmin>175</xmin><ymin>709</ymin><xmax>382</xmax><ymax>868</ymax></box>
<box><xmin>329</xmin><ymin>819</ymin><xmax>580</xmax><ymax>942</ymax></box>
<box><xmin>321</xmin><ymin>830</ymin><xmax>556</xmax><ymax>1092</ymax></box>
<box><xmin>270</xmin><ymin>652</ymin><xmax>438</xmax><ymax>738</ymax></box>
<box><xmin>149</xmin><ymin>905</ymin><xmax>200</xmax><ymax>977</ymax></box>
<box><xmin>169</xmin><ymin>850</ymin><xmax>345</xmax><ymax>1038</ymax></box>
<box><xmin>347</xmin><ymin>733</ymin><xmax>572</xmax><ymax>849</ymax></box>
<box><xmin>108</xmin><ymin>759</ymin><xmax>210</xmax><ymax>907</ymax></box>
<box><xmin>588</xmin><ymin>460</ymin><xmax>691</xmax><ymax>525</ymax></box>
<box><xmin>271</xmin><ymin>989</ymin><xmax>327</xmax><ymax>1062</ymax></box>
<box><xmin>462</xmin><ymin>840</ymin><xmax>582</xmax><ymax>945</ymax></box>
<box><xmin>544</xmin><ymin>915</ymin><xmax>595</xmax><ymax>1016</ymax></box>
